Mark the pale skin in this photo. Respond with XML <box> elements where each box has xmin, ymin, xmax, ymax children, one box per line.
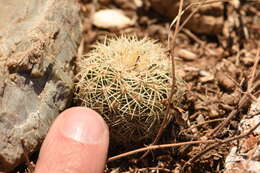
<box><xmin>34</xmin><ymin>107</ymin><xmax>109</xmax><ymax>173</ymax></box>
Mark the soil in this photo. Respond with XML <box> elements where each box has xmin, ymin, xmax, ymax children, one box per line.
<box><xmin>77</xmin><ymin>1</ymin><xmax>259</xmax><ymax>173</ymax></box>
<box><xmin>15</xmin><ymin>0</ymin><xmax>260</xmax><ymax>172</ymax></box>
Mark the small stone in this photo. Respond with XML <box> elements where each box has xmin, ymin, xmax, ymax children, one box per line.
<box><xmin>221</xmin><ymin>93</ymin><xmax>240</xmax><ymax>106</ymax></box>
<box><xmin>196</xmin><ymin>114</ymin><xmax>205</xmax><ymax>125</ymax></box>
<box><xmin>215</xmin><ymin>71</ymin><xmax>236</xmax><ymax>92</ymax></box>
<box><xmin>92</xmin><ymin>9</ymin><xmax>134</xmax><ymax>29</ymax></box>
<box><xmin>199</xmin><ymin>70</ymin><xmax>214</xmax><ymax>83</ymax></box>
<box><xmin>149</xmin><ymin>0</ymin><xmax>224</xmax><ymax>35</ymax></box>
<box><xmin>209</xmin><ymin>104</ymin><xmax>220</xmax><ymax>118</ymax></box>
<box><xmin>176</xmin><ymin>48</ymin><xmax>198</xmax><ymax>61</ymax></box>
<box><xmin>241</xmin><ymin>57</ymin><xmax>254</xmax><ymax>66</ymax></box>
<box><xmin>134</xmin><ymin>0</ymin><xmax>143</xmax><ymax>7</ymax></box>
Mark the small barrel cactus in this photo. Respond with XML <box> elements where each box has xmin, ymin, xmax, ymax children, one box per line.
<box><xmin>75</xmin><ymin>35</ymin><xmax>186</xmax><ymax>144</ymax></box>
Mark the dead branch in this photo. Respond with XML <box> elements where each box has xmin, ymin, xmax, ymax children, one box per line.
<box><xmin>108</xmin><ymin>120</ymin><xmax>260</xmax><ymax>163</ymax></box>
<box><xmin>139</xmin><ymin>0</ymin><xmax>185</xmax><ymax>160</ymax></box>
<box><xmin>122</xmin><ymin>167</ymin><xmax>172</xmax><ymax>173</ymax></box>
<box><xmin>208</xmin><ymin>48</ymin><xmax>259</xmax><ymax>138</ymax></box>
<box><xmin>182</xmin><ymin>121</ymin><xmax>260</xmax><ymax>172</ymax></box>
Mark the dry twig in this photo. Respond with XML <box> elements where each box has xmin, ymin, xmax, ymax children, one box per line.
<box><xmin>139</xmin><ymin>0</ymin><xmax>185</xmax><ymax>160</ymax></box>
<box><xmin>182</xmin><ymin>121</ymin><xmax>260</xmax><ymax>172</ymax></box>
<box><xmin>182</xmin><ymin>48</ymin><xmax>259</xmax><ymax>172</ymax></box>
<box><xmin>208</xmin><ymin>48</ymin><xmax>259</xmax><ymax>138</ymax></box>
<box><xmin>108</xmin><ymin>121</ymin><xmax>260</xmax><ymax>163</ymax></box>
<box><xmin>123</xmin><ymin>167</ymin><xmax>172</xmax><ymax>173</ymax></box>
<box><xmin>21</xmin><ymin>139</ymin><xmax>35</xmax><ymax>173</ymax></box>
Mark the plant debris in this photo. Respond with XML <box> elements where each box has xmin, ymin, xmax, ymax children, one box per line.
<box><xmin>78</xmin><ymin>0</ymin><xmax>259</xmax><ymax>172</ymax></box>
<box><xmin>14</xmin><ymin>0</ymin><xmax>260</xmax><ymax>172</ymax></box>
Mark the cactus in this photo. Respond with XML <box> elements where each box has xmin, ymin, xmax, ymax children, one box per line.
<box><xmin>75</xmin><ymin>35</ymin><xmax>186</xmax><ymax>144</ymax></box>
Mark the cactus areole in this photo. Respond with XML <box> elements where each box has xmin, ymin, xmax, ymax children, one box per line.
<box><xmin>75</xmin><ymin>36</ymin><xmax>186</xmax><ymax>144</ymax></box>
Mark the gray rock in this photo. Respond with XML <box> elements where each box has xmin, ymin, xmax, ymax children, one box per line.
<box><xmin>0</xmin><ymin>0</ymin><xmax>81</xmax><ymax>171</ymax></box>
<box><xmin>224</xmin><ymin>98</ymin><xmax>260</xmax><ymax>173</ymax></box>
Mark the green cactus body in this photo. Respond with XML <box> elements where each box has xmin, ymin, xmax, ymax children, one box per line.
<box><xmin>75</xmin><ymin>36</ymin><xmax>185</xmax><ymax>144</ymax></box>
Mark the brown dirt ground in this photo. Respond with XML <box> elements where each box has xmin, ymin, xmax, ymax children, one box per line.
<box><xmin>16</xmin><ymin>0</ymin><xmax>260</xmax><ymax>172</ymax></box>
<box><xmin>76</xmin><ymin>1</ymin><xmax>259</xmax><ymax>173</ymax></box>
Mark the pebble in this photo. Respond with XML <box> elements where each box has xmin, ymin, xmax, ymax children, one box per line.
<box><xmin>92</xmin><ymin>9</ymin><xmax>134</xmax><ymax>29</ymax></box>
<box><xmin>215</xmin><ymin>71</ymin><xmax>236</xmax><ymax>92</ymax></box>
<box><xmin>176</xmin><ymin>48</ymin><xmax>198</xmax><ymax>61</ymax></box>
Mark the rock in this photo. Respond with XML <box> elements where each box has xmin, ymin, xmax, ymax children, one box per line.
<box><xmin>239</xmin><ymin>98</ymin><xmax>260</xmax><ymax>135</ymax></box>
<box><xmin>221</xmin><ymin>93</ymin><xmax>240</xmax><ymax>106</ymax></box>
<box><xmin>149</xmin><ymin>0</ymin><xmax>224</xmax><ymax>35</ymax></box>
<box><xmin>215</xmin><ymin>71</ymin><xmax>236</xmax><ymax>92</ymax></box>
<box><xmin>134</xmin><ymin>0</ymin><xmax>143</xmax><ymax>8</ymax></box>
<box><xmin>196</xmin><ymin>114</ymin><xmax>205</xmax><ymax>125</ymax></box>
<box><xmin>224</xmin><ymin>98</ymin><xmax>260</xmax><ymax>173</ymax></box>
<box><xmin>199</xmin><ymin>70</ymin><xmax>214</xmax><ymax>83</ymax></box>
<box><xmin>241</xmin><ymin>57</ymin><xmax>255</xmax><ymax>66</ymax></box>
<box><xmin>92</xmin><ymin>9</ymin><xmax>134</xmax><ymax>29</ymax></box>
<box><xmin>0</xmin><ymin>0</ymin><xmax>81</xmax><ymax>171</ymax></box>
<box><xmin>176</xmin><ymin>48</ymin><xmax>198</xmax><ymax>61</ymax></box>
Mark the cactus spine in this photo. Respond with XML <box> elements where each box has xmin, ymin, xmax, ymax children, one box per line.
<box><xmin>75</xmin><ymin>35</ymin><xmax>185</xmax><ymax>144</ymax></box>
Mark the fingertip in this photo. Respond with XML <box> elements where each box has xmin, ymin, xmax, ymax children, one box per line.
<box><xmin>35</xmin><ymin>107</ymin><xmax>109</xmax><ymax>173</ymax></box>
<box><xmin>60</xmin><ymin>107</ymin><xmax>109</xmax><ymax>144</ymax></box>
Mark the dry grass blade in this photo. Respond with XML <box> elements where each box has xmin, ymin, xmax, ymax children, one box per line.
<box><xmin>139</xmin><ymin>0</ymin><xmax>231</xmax><ymax>160</ymax></box>
<box><xmin>182</xmin><ymin>121</ymin><xmax>260</xmax><ymax>172</ymax></box>
<box><xmin>177</xmin><ymin>0</ymin><xmax>207</xmax><ymax>33</ymax></box>
<box><xmin>248</xmin><ymin>48</ymin><xmax>260</xmax><ymax>90</ymax></box>
<box><xmin>108</xmin><ymin>140</ymin><xmax>216</xmax><ymax>162</ymax></box>
<box><xmin>75</xmin><ymin>35</ymin><xmax>186</xmax><ymax>144</ymax></box>
<box><xmin>21</xmin><ymin>139</ymin><xmax>35</xmax><ymax>173</ymax></box>
<box><xmin>107</xmin><ymin>121</ymin><xmax>260</xmax><ymax>163</ymax></box>
<box><xmin>167</xmin><ymin>0</ymin><xmax>233</xmax><ymax>41</ymax></box>
<box><xmin>139</xmin><ymin>0</ymin><xmax>185</xmax><ymax>160</ymax></box>
<box><xmin>209</xmin><ymin>48</ymin><xmax>260</xmax><ymax>138</ymax></box>
<box><xmin>122</xmin><ymin>167</ymin><xmax>172</xmax><ymax>173</ymax></box>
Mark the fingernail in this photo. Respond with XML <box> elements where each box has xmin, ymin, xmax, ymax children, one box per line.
<box><xmin>60</xmin><ymin>108</ymin><xmax>107</xmax><ymax>144</ymax></box>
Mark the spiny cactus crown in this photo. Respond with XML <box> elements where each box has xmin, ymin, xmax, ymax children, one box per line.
<box><xmin>75</xmin><ymin>35</ymin><xmax>185</xmax><ymax>143</ymax></box>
